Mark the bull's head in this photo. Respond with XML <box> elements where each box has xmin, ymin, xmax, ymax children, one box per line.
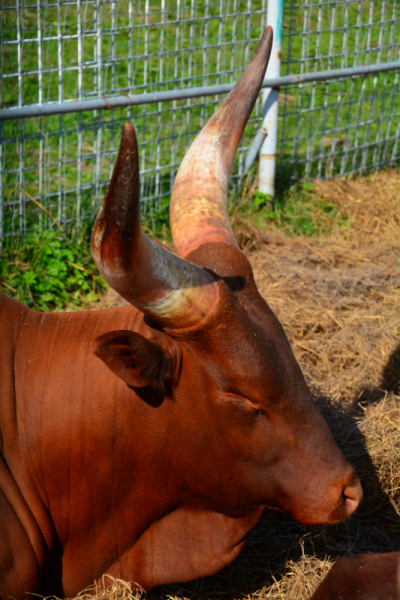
<box><xmin>91</xmin><ymin>27</ymin><xmax>362</xmax><ymax>528</ymax></box>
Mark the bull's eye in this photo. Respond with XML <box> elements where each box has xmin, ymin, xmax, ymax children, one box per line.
<box><xmin>256</xmin><ymin>409</ymin><xmax>264</xmax><ymax>419</ymax></box>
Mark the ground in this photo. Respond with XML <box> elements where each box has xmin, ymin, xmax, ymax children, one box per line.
<box><xmin>77</xmin><ymin>172</ymin><xmax>400</xmax><ymax>600</ymax></box>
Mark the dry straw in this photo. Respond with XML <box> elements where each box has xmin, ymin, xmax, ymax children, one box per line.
<box><xmin>81</xmin><ymin>171</ymin><xmax>399</xmax><ymax>600</ymax></box>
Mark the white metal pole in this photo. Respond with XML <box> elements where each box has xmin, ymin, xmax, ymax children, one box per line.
<box><xmin>258</xmin><ymin>0</ymin><xmax>284</xmax><ymax>202</ymax></box>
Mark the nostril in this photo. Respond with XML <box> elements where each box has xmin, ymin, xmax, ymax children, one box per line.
<box><xmin>343</xmin><ymin>478</ymin><xmax>363</xmax><ymax>515</ymax></box>
<box><xmin>343</xmin><ymin>493</ymin><xmax>358</xmax><ymax>513</ymax></box>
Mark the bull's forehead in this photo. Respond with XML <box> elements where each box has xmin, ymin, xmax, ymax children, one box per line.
<box><xmin>180</xmin><ymin>242</ymin><xmax>310</xmax><ymax>405</ymax></box>
<box><xmin>183</xmin><ymin>290</ymin><xmax>306</xmax><ymax>408</ymax></box>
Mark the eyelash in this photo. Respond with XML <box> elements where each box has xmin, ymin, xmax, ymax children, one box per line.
<box><xmin>225</xmin><ymin>392</ymin><xmax>264</xmax><ymax>419</ymax></box>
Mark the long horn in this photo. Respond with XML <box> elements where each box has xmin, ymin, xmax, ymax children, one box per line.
<box><xmin>170</xmin><ymin>26</ymin><xmax>273</xmax><ymax>258</ymax></box>
<box><xmin>91</xmin><ymin>123</ymin><xmax>218</xmax><ymax>330</ymax></box>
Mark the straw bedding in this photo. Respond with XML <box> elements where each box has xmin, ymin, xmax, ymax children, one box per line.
<box><xmin>82</xmin><ymin>171</ymin><xmax>399</xmax><ymax>600</ymax></box>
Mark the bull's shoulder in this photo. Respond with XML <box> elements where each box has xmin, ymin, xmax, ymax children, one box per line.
<box><xmin>0</xmin><ymin>292</ymin><xmax>144</xmax><ymax>341</ymax></box>
<box><xmin>28</xmin><ymin>303</ymin><xmax>142</xmax><ymax>334</ymax></box>
<box><xmin>0</xmin><ymin>293</ymin><xmax>33</xmax><ymax>404</ymax></box>
<box><xmin>0</xmin><ymin>292</ymin><xmax>32</xmax><ymax>332</ymax></box>
<box><xmin>0</xmin><ymin>295</ymin><xmax>38</xmax><ymax>450</ymax></box>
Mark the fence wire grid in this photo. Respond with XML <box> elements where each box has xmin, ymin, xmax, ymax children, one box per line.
<box><xmin>1</xmin><ymin>0</ymin><xmax>400</xmax><ymax>244</ymax></box>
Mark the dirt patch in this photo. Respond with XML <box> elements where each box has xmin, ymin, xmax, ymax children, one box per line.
<box><xmin>83</xmin><ymin>171</ymin><xmax>399</xmax><ymax>600</ymax></box>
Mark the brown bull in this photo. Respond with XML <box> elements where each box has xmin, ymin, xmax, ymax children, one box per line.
<box><xmin>310</xmin><ymin>552</ymin><xmax>400</xmax><ymax>600</ymax></box>
<box><xmin>0</xmin><ymin>28</ymin><xmax>362</xmax><ymax>600</ymax></box>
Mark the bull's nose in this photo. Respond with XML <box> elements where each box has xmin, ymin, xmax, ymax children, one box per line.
<box><xmin>343</xmin><ymin>477</ymin><xmax>363</xmax><ymax>516</ymax></box>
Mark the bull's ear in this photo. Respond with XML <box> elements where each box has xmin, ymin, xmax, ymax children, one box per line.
<box><xmin>93</xmin><ymin>330</ymin><xmax>173</xmax><ymax>391</ymax></box>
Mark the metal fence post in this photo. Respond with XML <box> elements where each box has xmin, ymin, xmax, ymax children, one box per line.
<box><xmin>258</xmin><ymin>0</ymin><xmax>283</xmax><ymax>206</ymax></box>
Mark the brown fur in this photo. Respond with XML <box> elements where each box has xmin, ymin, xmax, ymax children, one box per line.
<box><xmin>0</xmin><ymin>242</ymin><xmax>361</xmax><ymax>599</ymax></box>
<box><xmin>311</xmin><ymin>552</ymin><xmax>400</xmax><ymax>600</ymax></box>
<box><xmin>0</xmin><ymin>27</ymin><xmax>362</xmax><ymax>600</ymax></box>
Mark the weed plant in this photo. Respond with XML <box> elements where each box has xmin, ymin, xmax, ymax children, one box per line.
<box><xmin>0</xmin><ymin>228</ymin><xmax>107</xmax><ymax>312</ymax></box>
<box><xmin>231</xmin><ymin>175</ymin><xmax>350</xmax><ymax>240</ymax></box>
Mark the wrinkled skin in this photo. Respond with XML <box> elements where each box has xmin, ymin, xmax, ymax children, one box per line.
<box><xmin>311</xmin><ymin>552</ymin><xmax>400</xmax><ymax>600</ymax></box>
<box><xmin>0</xmin><ymin>243</ymin><xmax>360</xmax><ymax>599</ymax></box>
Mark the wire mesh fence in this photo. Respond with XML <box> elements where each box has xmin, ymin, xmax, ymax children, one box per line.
<box><xmin>277</xmin><ymin>0</ymin><xmax>400</xmax><ymax>184</ymax></box>
<box><xmin>1</xmin><ymin>0</ymin><xmax>400</xmax><ymax>245</ymax></box>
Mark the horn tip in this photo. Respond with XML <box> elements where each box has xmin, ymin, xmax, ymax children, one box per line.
<box><xmin>123</xmin><ymin>121</ymin><xmax>134</xmax><ymax>134</ymax></box>
<box><xmin>121</xmin><ymin>122</ymin><xmax>136</xmax><ymax>145</ymax></box>
<box><xmin>261</xmin><ymin>25</ymin><xmax>273</xmax><ymax>49</ymax></box>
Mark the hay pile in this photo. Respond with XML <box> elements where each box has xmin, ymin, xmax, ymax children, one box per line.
<box><xmin>251</xmin><ymin>236</ymin><xmax>398</xmax><ymax>402</ymax></box>
<box><xmin>85</xmin><ymin>171</ymin><xmax>399</xmax><ymax>600</ymax></box>
<box><xmin>250</xmin><ymin>171</ymin><xmax>399</xmax><ymax>402</ymax></box>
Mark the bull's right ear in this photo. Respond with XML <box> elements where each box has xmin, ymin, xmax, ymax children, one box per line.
<box><xmin>93</xmin><ymin>330</ymin><xmax>174</xmax><ymax>392</ymax></box>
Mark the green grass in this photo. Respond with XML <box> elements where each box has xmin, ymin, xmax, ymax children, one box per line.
<box><xmin>0</xmin><ymin>226</ymin><xmax>107</xmax><ymax>311</ymax></box>
<box><xmin>232</xmin><ymin>178</ymin><xmax>351</xmax><ymax>239</ymax></box>
<box><xmin>1</xmin><ymin>0</ymin><xmax>399</xmax><ymax>246</ymax></box>
<box><xmin>1</xmin><ymin>0</ymin><xmax>267</xmax><ymax>240</ymax></box>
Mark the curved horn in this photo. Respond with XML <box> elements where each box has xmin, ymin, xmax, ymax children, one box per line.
<box><xmin>91</xmin><ymin>124</ymin><xmax>218</xmax><ymax>330</ymax></box>
<box><xmin>170</xmin><ymin>26</ymin><xmax>273</xmax><ymax>258</ymax></box>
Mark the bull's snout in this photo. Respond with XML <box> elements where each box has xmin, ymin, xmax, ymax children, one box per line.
<box><xmin>300</xmin><ymin>469</ymin><xmax>363</xmax><ymax>526</ymax></box>
<box><xmin>325</xmin><ymin>471</ymin><xmax>363</xmax><ymax>524</ymax></box>
<box><xmin>342</xmin><ymin>475</ymin><xmax>363</xmax><ymax>518</ymax></box>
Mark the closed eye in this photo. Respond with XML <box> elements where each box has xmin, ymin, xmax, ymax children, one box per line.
<box><xmin>224</xmin><ymin>392</ymin><xmax>265</xmax><ymax>419</ymax></box>
<box><xmin>224</xmin><ymin>391</ymin><xmax>247</xmax><ymax>401</ymax></box>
